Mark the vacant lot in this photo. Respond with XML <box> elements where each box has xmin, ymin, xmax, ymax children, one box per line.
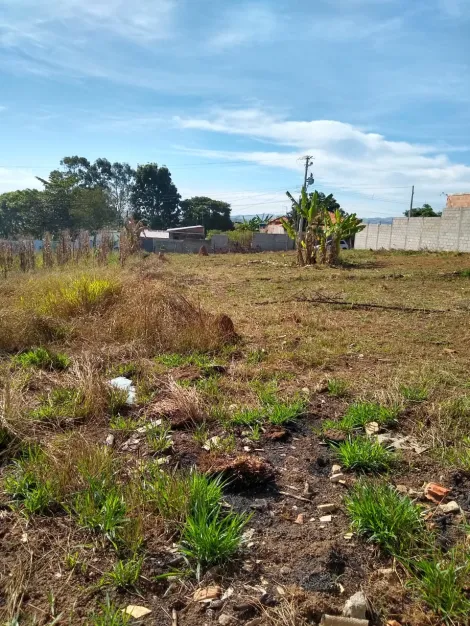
<box><xmin>1</xmin><ymin>249</ymin><xmax>470</xmax><ymax>626</ymax></box>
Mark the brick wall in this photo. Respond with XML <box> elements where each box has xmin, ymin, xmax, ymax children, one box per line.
<box><xmin>447</xmin><ymin>194</ymin><xmax>470</xmax><ymax>209</ymax></box>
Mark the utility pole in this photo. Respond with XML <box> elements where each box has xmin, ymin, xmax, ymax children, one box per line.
<box><xmin>409</xmin><ymin>185</ymin><xmax>414</xmax><ymax>218</ymax></box>
<box><xmin>297</xmin><ymin>155</ymin><xmax>314</xmax><ymax>238</ymax></box>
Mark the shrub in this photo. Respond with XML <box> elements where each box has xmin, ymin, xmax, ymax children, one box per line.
<box><xmin>13</xmin><ymin>347</ymin><xmax>70</xmax><ymax>370</ymax></box>
<box><xmin>335</xmin><ymin>437</ymin><xmax>396</xmax><ymax>473</ymax></box>
<box><xmin>345</xmin><ymin>481</ymin><xmax>424</xmax><ymax>557</ymax></box>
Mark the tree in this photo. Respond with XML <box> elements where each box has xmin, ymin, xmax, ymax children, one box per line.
<box><xmin>404</xmin><ymin>203</ymin><xmax>441</xmax><ymax>217</ymax></box>
<box><xmin>130</xmin><ymin>163</ymin><xmax>181</xmax><ymax>229</ymax></box>
<box><xmin>234</xmin><ymin>215</ymin><xmax>273</xmax><ymax>232</ymax></box>
<box><xmin>61</xmin><ymin>156</ymin><xmax>136</xmax><ymax>219</ymax></box>
<box><xmin>0</xmin><ymin>190</ymin><xmax>43</xmax><ymax>238</ymax></box>
<box><xmin>180</xmin><ymin>197</ymin><xmax>233</xmax><ymax>231</ymax></box>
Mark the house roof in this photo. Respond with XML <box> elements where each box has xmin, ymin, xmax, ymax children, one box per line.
<box><xmin>141</xmin><ymin>229</ymin><xmax>170</xmax><ymax>239</ymax></box>
<box><xmin>167</xmin><ymin>225</ymin><xmax>204</xmax><ymax>231</ymax></box>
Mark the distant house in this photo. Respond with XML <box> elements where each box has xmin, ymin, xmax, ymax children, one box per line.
<box><xmin>141</xmin><ymin>225</ymin><xmax>205</xmax><ymax>241</ymax></box>
<box><xmin>260</xmin><ymin>217</ymin><xmax>287</xmax><ymax>235</ymax></box>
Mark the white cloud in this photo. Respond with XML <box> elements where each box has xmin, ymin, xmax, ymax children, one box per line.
<box><xmin>0</xmin><ymin>0</ymin><xmax>176</xmax><ymax>47</ymax></box>
<box><xmin>0</xmin><ymin>168</ymin><xmax>42</xmax><ymax>193</ymax></box>
<box><xmin>175</xmin><ymin>108</ymin><xmax>470</xmax><ymax>216</ymax></box>
<box><xmin>208</xmin><ymin>3</ymin><xmax>278</xmax><ymax>49</ymax></box>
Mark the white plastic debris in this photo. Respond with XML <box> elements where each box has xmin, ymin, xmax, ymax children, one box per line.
<box><xmin>109</xmin><ymin>376</ymin><xmax>136</xmax><ymax>405</ymax></box>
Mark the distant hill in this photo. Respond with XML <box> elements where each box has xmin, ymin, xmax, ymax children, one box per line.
<box><xmin>360</xmin><ymin>217</ymin><xmax>394</xmax><ymax>224</ymax></box>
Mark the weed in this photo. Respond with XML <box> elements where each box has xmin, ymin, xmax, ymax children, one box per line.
<box><xmin>180</xmin><ymin>506</ymin><xmax>250</xmax><ymax>570</ymax></box>
<box><xmin>195</xmin><ymin>375</ymin><xmax>222</xmax><ymax>399</ymax></box>
<box><xmin>400</xmin><ymin>385</ymin><xmax>428</xmax><ymax>403</ymax></box>
<box><xmin>252</xmin><ymin>379</ymin><xmax>278</xmax><ymax>405</ymax></box>
<box><xmin>155</xmin><ymin>352</ymin><xmax>213</xmax><ymax>368</ymax></box>
<box><xmin>108</xmin><ymin>387</ymin><xmax>129</xmax><ymax>416</ymax></box>
<box><xmin>345</xmin><ymin>481</ymin><xmax>424</xmax><ymax>557</ymax></box>
<box><xmin>29</xmin><ymin>388</ymin><xmax>86</xmax><ymax>424</ymax></box>
<box><xmin>192</xmin><ymin>421</ymin><xmax>210</xmax><ymax>446</ymax></box>
<box><xmin>109</xmin><ymin>414</ymin><xmax>142</xmax><ymax>431</ymax></box>
<box><xmin>444</xmin><ymin>441</ymin><xmax>470</xmax><ymax>471</ymax></box>
<box><xmin>246</xmin><ymin>348</ymin><xmax>267</xmax><ymax>364</ymax></box>
<box><xmin>101</xmin><ymin>557</ymin><xmax>143</xmax><ymax>590</ymax></box>
<box><xmin>456</xmin><ymin>268</ymin><xmax>470</xmax><ymax>278</ymax></box>
<box><xmin>327</xmin><ymin>378</ymin><xmax>348</xmax><ymax>397</ymax></box>
<box><xmin>323</xmin><ymin>402</ymin><xmax>398</xmax><ymax>434</ymax></box>
<box><xmin>31</xmin><ymin>275</ymin><xmax>120</xmax><ymax>318</ymax></box>
<box><xmin>267</xmin><ymin>400</ymin><xmax>305</xmax><ymax>426</ymax></box>
<box><xmin>106</xmin><ymin>362</ymin><xmax>138</xmax><ymax>378</ymax></box>
<box><xmin>70</xmin><ymin>478</ymin><xmax>127</xmax><ymax>546</ymax></box>
<box><xmin>4</xmin><ymin>453</ymin><xmax>56</xmax><ymax>516</ymax></box>
<box><xmin>246</xmin><ymin>423</ymin><xmax>262</xmax><ymax>442</ymax></box>
<box><xmin>335</xmin><ymin>437</ymin><xmax>396</xmax><ymax>473</ymax></box>
<box><xmin>230</xmin><ymin>406</ymin><xmax>265</xmax><ymax>426</ymax></box>
<box><xmin>142</xmin><ymin>467</ymin><xmax>224</xmax><ymax>528</ymax></box>
<box><xmin>13</xmin><ymin>347</ymin><xmax>70</xmax><ymax>371</ymax></box>
<box><xmin>411</xmin><ymin>548</ymin><xmax>470</xmax><ymax>623</ymax></box>
<box><xmin>208</xmin><ymin>433</ymin><xmax>236</xmax><ymax>453</ymax></box>
<box><xmin>87</xmin><ymin>596</ymin><xmax>131</xmax><ymax>626</ymax></box>
<box><xmin>146</xmin><ymin>421</ymin><xmax>173</xmax><ymax>454</ymax></box>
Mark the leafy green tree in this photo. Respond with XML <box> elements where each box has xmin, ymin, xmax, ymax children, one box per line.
<box><xmin>0</xmin><ymin>190</ymin><xmax>43</xmax><ymax>238</ymax></box>
<box><xmin>404</xmin><ymin>203</ymin><xmax>441</xmax><ymax>217</ymax></box>
<box><xmin>130</xmin><ymin>163</ymin><xmax>180</xmax><ymax>229</ymax></box>
<box><xmin>180</xmin><ymin>197</ymin><xmax>233</xmax><ymax>231</ymax></box>
<box><xmin>61</xmin><ymin>156</ymin><xmax>135</xmax><ymax>219</ymax></box>
<box><xmin>234</xmin><ymin>214</ymin><xmax>273</xmax><ymax>232</ymax></box>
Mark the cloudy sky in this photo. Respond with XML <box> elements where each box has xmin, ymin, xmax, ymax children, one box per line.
<box><xmin>0</xmin><ymin>0</ymin><xmax>469</xmax><ymax>217</ymax></box>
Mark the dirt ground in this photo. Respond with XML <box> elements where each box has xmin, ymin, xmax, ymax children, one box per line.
<box><xmin>2</xmin><ymin>249</ymin><xmax>470</xmax><ymax>626</ymax></box>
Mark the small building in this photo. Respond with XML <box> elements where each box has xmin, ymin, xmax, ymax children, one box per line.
<box><xmin>140</xmin><ymin>225</ymin><xmax>205</xmax><ymax>252</ymax></box>
<box><xmin>261</xmin><ymin>216</ymin><xmax>287</xmax><ymax>235</ymax></box>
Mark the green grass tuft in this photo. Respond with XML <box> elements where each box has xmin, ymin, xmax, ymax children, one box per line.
<box><xmin>322</xmin><ymin>402</ymin><xmax>399</xmax><ymax>434</ymax></box>
<box><xmin>327</xmin><ymin>378</ymin><xmax>349</xmax><ymax>397</ymax></box>
<box><xmin>334</xmin><ymin>437</ymin><xmax>396</xmax><ymax>473</ymax></box>
<box><xmin>100</xmin><ymin>557</ymin><xmax>143</xmax><ymax>590</ymax></box>
<box><xmin>146</xmin><ymin>421</ymin><xmax>173</xmax><ymax>454</ymax></box>
<box><xmin>155</xmin><ymin>352</ymin><xmax>214</xmax><ymax>368</ymax></box>
<box><xmin>13</xmin><ymin>347</ymin><xmax>70</xmax><ymax>370</ymax></box>
<box><xmin>400</xmin><ymin>385</ymin><xmax>428</xmax><ymax>403</ymax></box>
<box><xmin>87</xmin><ymin>596</ymin><xmax>131</xmax><ymax>626</ymax></box>
<box><xmin>345</xmin><ymin>481</ymin><xmax>424</xmax><ymax>557</ymax></box>
<box><xmin>412</xmin><ymin>549</ymin><xmax>470</xmax><ymax>624</ymax></box>
<box><xmin>4</xmin><ymin>450</ymin><xmax>56</xmax><ymax>516</ymax></box>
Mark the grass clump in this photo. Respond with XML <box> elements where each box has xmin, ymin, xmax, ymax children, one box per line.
<box><xmin>323</xmin><ymin>402</ymin><xmax>398</xmax><ymax>434</ymax></box>
<box><xmin>146</xmin><ymin>421</ymin><xmax>173</xmax><ymax>454</ymax></box>
<box><xmin>87</xmin><ymin>596</ymin><xmax>131</xmax><ymax>626</ymax></box>
<box><xmin>400</xmin><ymin>384</ymin><xmax>428</xmax><ymax>403</ymax></box>
<box><xmin>412</xmin><ymin>548</ymin><xmax>470</xmax><ymax>624</ymax></box>
<box><xmin>29</xmin><ymin>388</ymin><xmax>88</xmax><ymax>424</ymax></box>
<box><xmin>30</xmin><ymin>275</ymin><xmax>120</xmax><ymax>318</ymax></box>
<box><xmin>69</xmin><ymin>475</ymin><xmax>127</xmax><ymax>547</ymax></box>
<box><xmin>13</xmin><ymin>347</ymin><xmax>70</xmax><ymax>371</ymax></box>
<box><xmin>345</xmin><ymin>481</ymin><xmax>423</xmax><ymax>557</ymax></box>
<box><xmin>4</xmin><ymin>448</ymin><xmax>56</xmax><ymax>516</ymax></box>
<box><xmin>110</xmin><ymin>414</ymin><xmax>143</xmax><ymax>431</ymax></box>
<box><xmin>335</xmin><ymin>437</ymin><xmax>396</xmax><ymax>473</ymax></box>
<box><xmin>327</xmin><ymin>378</ymin><xmax>348</xmax><ymax>397</ymax></box>
<box><xmin>101</xmin><ymin>557</ymin><xmax>143</xmax><ymax>590</ymax></box>
<box><xmin>155</xmin><ymin>352</ymin><xmax>213</xmax><ymax>368</ymax></box>
<box><xmin>230</xmin><ymin>396</ymin><xmax>305</xmax><ymax>428</ymax></box>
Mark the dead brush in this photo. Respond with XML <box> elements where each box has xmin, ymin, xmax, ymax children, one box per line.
<box><xmin>108</xmin><ymin>282</ymin><xmax>237</xmax><ymax>355</ymax></box>
<box><xmin>0</xmin><ymin>240</ymin><xmax>14</xmax><ymax>277</ymax></box>
<box><xmin>146</xmin><ymin>378</ymin><xmax>205</xmax><ymax>427</ymax></box>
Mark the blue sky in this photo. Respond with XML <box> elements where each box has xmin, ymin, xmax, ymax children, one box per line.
<box><xmin>0</xmin><ymin>0</ymin><xmax>469</xmax><ymax>218</ymax></box>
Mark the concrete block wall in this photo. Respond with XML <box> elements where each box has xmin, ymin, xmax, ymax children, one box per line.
<box><xmin>376</xmin><ymin>224</ymin><xmax>392</xmax><ymax>249</ymax></box>
<box><xmin>458</xmin><ymin>208</ymin><xmax>470</xmax><ymax>252</ymax></box>
<box><xmin>421</xmin><ymin>218</ymin><xmax>440</xmax><ymax>250</ymax></box>
<box><xmin>390</xmin><ymin>218</ymin><xmax>409</xmax><ymax>250</ymax></box>
<box><xmin>447</xmin><ymin>194</ymin><xmax>470</xmax><ymax>209</ymax></box>
<box><xmin>252</xmin><ymin>232</ymin><xmax>294</xmax><ymax>251</ymax></box>
<box><xmin>356</xmin><ymin>204</ymin><xmax>470</xmax><ymax>252</ymax></box>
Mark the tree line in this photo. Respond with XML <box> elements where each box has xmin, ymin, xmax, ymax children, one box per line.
<box><xmin>0</xmin><ymin>156</ymin><xmax>233</xmax><ymax>238</ymax></box>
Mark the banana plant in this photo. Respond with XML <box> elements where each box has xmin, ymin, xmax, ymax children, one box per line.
<box><xmin>323</xmin><ymin>210</ymin><xmax>365</xmax><ymax>264</ymax></box>
<box><xmin>281</xmin><ymin>189</ymin><xmax>323</xmax><ymax>265</ymax></box>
